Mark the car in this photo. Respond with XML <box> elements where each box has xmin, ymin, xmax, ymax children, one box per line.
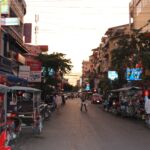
<box><xmin>91</xmin><ymin>93</ymin><xmax>102</xmax><ymax>104</ymax></box>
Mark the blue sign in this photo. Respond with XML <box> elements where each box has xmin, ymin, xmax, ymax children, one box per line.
<box><xmin>126</xmin><ymin>68</ymin><xmax>142</xmax><ymax>81</ymax></box>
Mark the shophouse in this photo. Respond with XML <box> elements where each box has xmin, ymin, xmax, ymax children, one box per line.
<box><xmin>0</xmin><ymin>0</ymin><xmax>28</xmax><ymax>85</ymax></box>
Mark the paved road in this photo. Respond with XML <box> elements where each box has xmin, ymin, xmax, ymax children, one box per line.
<box><xmin>15</xmin><ymin>98</ymin><xmax>150</xmax><ymax>150</ymax></box>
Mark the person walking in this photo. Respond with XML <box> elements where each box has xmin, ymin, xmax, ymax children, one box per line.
<box><xmin>80</xmin><ymin>92</ymin><xmax>88</xmax><ymax>112</ymax></box>
<box><xmin>61</xmin><ymin>94</ymin><xmax>66</xmax><ymax>105</ymax></box>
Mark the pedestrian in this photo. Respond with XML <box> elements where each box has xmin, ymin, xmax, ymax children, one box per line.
<box><xmin>52</xmin><ymin>94</ymin><xmax>57</xmax><ymax>109</ymax></box>
<box><xmin>61</xmin><ymin>94</ymin><xmax>65</xmax><ymax>105</ymax></box>
<box><xmin>80</xmin><ymin>92</ymin><xmax>88</xmax><ymax>112</ymax></box>
<box><xmin>145</xmin><ymin>93</ymin><xmax>150</xmax><ymax>126</ymax></box>
<box><xmin>55</xmin><ymin>93</ymin><xmax>62</xmax><ymax>110</ymax></box>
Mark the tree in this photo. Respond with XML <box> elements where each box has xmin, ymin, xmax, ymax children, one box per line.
<box><xmin>37</xmin><ymin>52</ymin><xmax>73</xmax><ymax>74</ymax></box>
<box><xmin>111</xmin><ymin>31</ymin><xmax>150</xmax><ymax>87</ymax></box>
<box><xmin>111</xmin><ymin>36</ymin><xmax>131</xmax><ymax>86</ymax></box>
<box><xmin>37</xmin><ymin>52</ymin><xmax>73</xmax><ymax>95</ymax></box>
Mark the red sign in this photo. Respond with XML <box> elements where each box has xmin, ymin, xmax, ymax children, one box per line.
<box><xmin>26</xmin><ymin>61</ymin><xmax>41</xmax><ymax>71</ymax></box>
<box><xmin>26</xmin><ymin>60</ymin><xmax>42</xmax><ymax>82</ymax></box>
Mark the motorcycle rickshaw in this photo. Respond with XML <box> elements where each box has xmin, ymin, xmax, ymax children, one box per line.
<box><xmin>9</xmin><ymin>86</ymin><xmax>43</xmax><ymax>134</ymax></box>
<box><xmin>0</xmin><ymin>84</ymin><xmax>11</xmax><ymax>150</ymax></box>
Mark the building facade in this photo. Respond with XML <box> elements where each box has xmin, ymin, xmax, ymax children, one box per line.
<box><xmin>129</xmin><ymin>0</ymin><xmax>150</xmax><ymax>32</ymax></box>
<box><xmin>0</xmin><ymin>0</ymin><xmax>28</xmax><ymax>85</ymax></box>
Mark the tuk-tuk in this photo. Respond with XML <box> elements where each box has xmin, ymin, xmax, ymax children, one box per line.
<box><xmin>0</xmin><ymin>84</ymin><xmax>11</xmax><ymax>150</ymax></box>
<box><xmin>9</xmin><ymin>86</ymin><xmax>43</xmax><ymax>134</ymax></box>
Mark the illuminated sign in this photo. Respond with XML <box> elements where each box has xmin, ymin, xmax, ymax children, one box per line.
<box><xmin>108</xmin><ymin>71</ymin><xmax>118</xmax><ymax>80</ymax></box>
<box><xmin>85</xmin><ymin>83</ymin><xmax>90</xmax><ymax>91</ymax></box>
<box><xmin>126</xmin><ymin>68</ymin><xmax>142</xmax><ymax>81</ymax></box>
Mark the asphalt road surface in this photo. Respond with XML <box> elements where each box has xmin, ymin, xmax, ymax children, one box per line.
<box><xmin>14</xmin><ymin>98</ymin><xmax>150</xmax><ymax>150</ymax></box>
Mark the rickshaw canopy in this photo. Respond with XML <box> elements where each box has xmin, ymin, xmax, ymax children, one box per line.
<box><xmin>9</xmin><ymin>86</ymin><xmax>41</xmax><ymax>93</ymax></box>
<box><xmin>0</xmin><ymin>84</ymin><xmax>9</xmax><ymax>93</ymax></box>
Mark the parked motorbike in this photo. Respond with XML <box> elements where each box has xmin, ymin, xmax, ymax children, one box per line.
<box><xmin>39</xmin><ymin>103</ymin><xmax>51</xmax><ymax>121</ymax></box>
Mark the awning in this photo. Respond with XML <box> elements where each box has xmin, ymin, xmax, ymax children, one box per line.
<box><xmin>0</xmin><ymin>68</ymin><xmax>13</xmax><ymax>74</ymax></box>
<box><xmin>6</xmin><ymin>74</ymin><xmax>28</xmax><ymax>86</ymax></box>
<box><xmin>0</xmin><ymin>71</ymin><xmax>27</xmax><ymax>86</ymax></box>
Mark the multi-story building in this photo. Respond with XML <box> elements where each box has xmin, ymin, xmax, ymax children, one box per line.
<box><xmin>129</xmin><ymin>0</ymin><xmax>150</xmax><ymax>32</ymax></box>
<box><xmin>82</xmin><ymin>60</ymin><xmax>91</xmax><ymax>89</ymax></box>
<box><xmin>100</xmin><ymin>24</ymin><xmax>130</xmax><ymax>73</ymax></box>
<box><xmin>0</xmin><ymin>0</ymin><xmax>28</xmax><ymax>85</ymax></box>
<box><xmin>130</xmin><ymin>0</ymin><xmax>150</xmax><ymax>79</ymax></box>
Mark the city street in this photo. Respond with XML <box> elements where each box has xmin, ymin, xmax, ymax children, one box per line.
<box><xmin>15</xmin><ymin>98</ymin><xmax>150</xmax><ymax>150</ymax></box>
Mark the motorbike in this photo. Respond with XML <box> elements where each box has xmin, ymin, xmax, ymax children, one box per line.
<box><xmin>39</xmin><ymin>102</ymin><xmax>51</xmax><ymax>121</ymax></box>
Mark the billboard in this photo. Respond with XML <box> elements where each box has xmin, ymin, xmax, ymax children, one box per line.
<box><xmin>1</xmin><ymin>0</ymin><xmax>9</xmax><ymax>15</ymax></box>
<box><xmin>126</xmin><ymin>68</ymin><xmax>142</xmax><ymax>81</ymax></box>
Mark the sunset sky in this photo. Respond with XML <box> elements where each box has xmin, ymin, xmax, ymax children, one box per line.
<box><xmin>24</xmin><ymin>0</ymin><xmax>131</xmax><ymax>73</ymax></box>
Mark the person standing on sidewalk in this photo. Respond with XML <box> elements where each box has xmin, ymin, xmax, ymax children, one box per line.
<box><xmin>80</xmin><ymin>92</ymin><xmax>88</xmax><ymax>112</ymax></box>
<box><xmin>61</xmin><ymin>94</ymin><xmax>66</xmax><ymax>105</ymax></box>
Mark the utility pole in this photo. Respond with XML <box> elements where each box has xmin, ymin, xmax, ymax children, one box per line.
<box><xmin>35</xmin><ymin>14</ymin><xmax>39</xmax><ymax>45</ymax></box>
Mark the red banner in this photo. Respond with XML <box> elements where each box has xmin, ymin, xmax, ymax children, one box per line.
<box><xmin>26</xmin><ymin>61</ymin><xmax>41</xmax><ymax>71</ymax></box>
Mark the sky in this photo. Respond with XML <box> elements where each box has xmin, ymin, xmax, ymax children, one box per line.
<box><xmin>24</xmin><ymin>0</ymin><xmax>131</xmax><ymax>73</ymax></box>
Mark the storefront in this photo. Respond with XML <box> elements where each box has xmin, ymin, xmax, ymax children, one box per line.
<box><xmin>0</xmin><ymin>56</ymin><xmax>27</xmax><ymax>86</ymax></box>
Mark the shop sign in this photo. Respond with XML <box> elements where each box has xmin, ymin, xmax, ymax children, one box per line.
<box><xmin>19</xmin><ymin>66</ymin><xmax>30</xmax><ymax>80</ymax></box>
<box><xmin>26</xmin><ymin>61</ymin><xmax>41</xmax><ymax>71</ymax></box>
<box><xmin>29</xmin><ymin>71</ymin><xmax>41</xmax><ymax>82</ymax></box>
<box><xmin>17</xmin><ymin>53</ymin><xmax>25</xmax><ymax>64</ymax></box>
<box><xmin>26</xmin><ymin>60</ymin><xmax>41</xmax><ymax>82</ymax></box>
<box><xmin>1</xmin><ymin>18</ymin><xmax>20</xmax><ymax>26</ymax></box>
